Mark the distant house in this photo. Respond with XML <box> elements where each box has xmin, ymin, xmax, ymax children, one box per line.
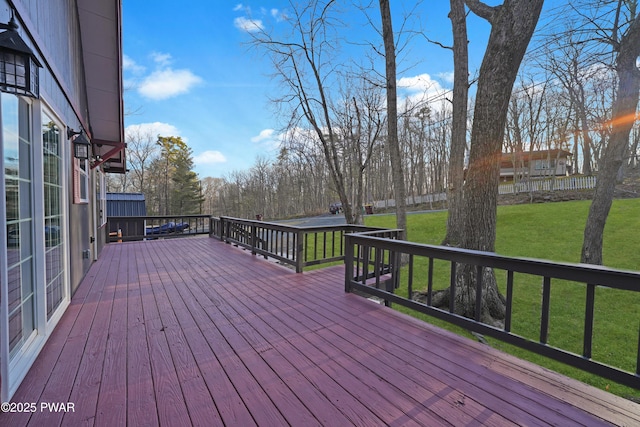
<box><xmin>500</xmin><ymin>149</ymin><xmax>572</xmax><ymax>182</ymax></box>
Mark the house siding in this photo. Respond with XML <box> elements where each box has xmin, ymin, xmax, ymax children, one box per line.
<box><xmin>1</xmin><ymin>0</ymin><xmax>122</xmax><ymax>401</ymax></box>
<box><xmin>14</xmin><ymin>0</ymin><xmax>95</xmax><ymax>292</ymax></box>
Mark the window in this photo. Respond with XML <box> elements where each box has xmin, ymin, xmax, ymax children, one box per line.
<box><xmin>534</xmin><ymin>159</ymin><xmax>556</xmax><ymax>170</ymax></box>
<box><xmin>3</xmin><ymin>95</ymin><xmax>35</xmax><ymax>357</ymax></box>
<box><xmin>73</xmin><ymin>157</ymin><xmax>89</xmax><ymax>204</ymax></box>
<box><xmin>42</xmin><ymin>112</ymin><xmax>66</xmax><ymax>319</ymax></box>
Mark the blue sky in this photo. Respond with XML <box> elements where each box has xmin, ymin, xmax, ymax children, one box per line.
<box><xmin>121</xmin><ymin>1</ymin><xmax>556</xmax><ymax>179</ymax></box>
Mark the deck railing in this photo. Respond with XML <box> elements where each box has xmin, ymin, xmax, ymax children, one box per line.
<box><xmin>344</xmin><ymin>232</ymin><xmax>640</xmax><ymax>390</ymax></box>
<box><xmin>210</xmin><ymin>216</ymin><xmax>399</xmax><ymax>273</ymax></box>
<box><xmin>107</xmin><ymin>215</ymin><xmax>211</xmax><ymax>242</ymax></box>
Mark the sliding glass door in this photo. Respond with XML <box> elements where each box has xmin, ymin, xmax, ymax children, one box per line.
<box><xmin>42</xmin><ymin>112</ymin><xmax>66</xmax><ymax>319</ymax></box>
<box><xmin>4</xmin><ymin>95</ymin><xmax>36</xmax><ymax>358</ymax></box>
<box><xmin>1</xmin><ymin>97</ymin><xmax>69</xmax><ymax>401</ymax></box>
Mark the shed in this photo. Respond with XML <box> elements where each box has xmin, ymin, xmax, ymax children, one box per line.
<box><xmin>107</xmin><ymin>192</ymin><xmax>147</xmax><ymax>217</ymax></box>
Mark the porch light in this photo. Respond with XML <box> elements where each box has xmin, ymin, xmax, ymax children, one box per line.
<box><xmin>0</xmin><ymin>12</ymin><xmax>42</xmax><ymax>98</ymax></box>
<box><xmin>68</xmin><ymin>128</ymin><xmax>91</xmax><ymax>160</ymax></box>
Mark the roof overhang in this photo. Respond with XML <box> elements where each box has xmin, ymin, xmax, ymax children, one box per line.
<box><xmin>77</xmin><ymin>0</ymin><xmax>126</xmax><ymax>173</ymax></box>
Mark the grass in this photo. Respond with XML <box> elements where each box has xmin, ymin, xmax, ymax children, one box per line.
<box><xmin>302</xmin><ymin>229</ymin><xmax>345</xmax><ymax>269</ymax></box>
<box><xmin>364</xmin><ymin>199</ymin><xmax>640</xmax><ymax>400</ymax></box>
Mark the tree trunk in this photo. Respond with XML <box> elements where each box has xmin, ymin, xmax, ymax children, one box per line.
<box><xmin>443</xmin><ymin>0</ymin><xmax>468</xmax><ymax>247</ymax></box>
<box><xmin>380</xmin><ymin>0</ymin><xmax>408</xmax><ymax>240</ymax></box>
<box><xmin>459</xmin><ymin>0</ymin><xmax>543</xmax><ymax>324</ymax></box>
<box><xmin>581</xmin><ymin>13</ymin><xmax>640</xmax><ymax>265</ymax></box>
<box><xmin>578</xmin><ymin>86</ymin><xmax>594</xmax><ymax>175</ymax></box>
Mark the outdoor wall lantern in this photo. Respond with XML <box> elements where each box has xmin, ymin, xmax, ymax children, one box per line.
<box><xmin>68</xmin><ymin>128</ymin><xmax>91</xmax><ymax>160</ymax></box>
<box><xmin>0</xmin><ymin>11</ymin><xmax>42</xmax><ymax>98</ymax></box>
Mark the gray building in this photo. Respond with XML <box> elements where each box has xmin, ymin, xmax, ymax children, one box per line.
<box><xmin>107</xmin><ymin>192</ymin><xmax>147</xmax><ymax>217</ymax></box>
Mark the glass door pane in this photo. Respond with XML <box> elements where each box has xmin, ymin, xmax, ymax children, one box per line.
<box><xmin>3</xmin><ymin>95</ymin><xmax>35</xmax><ymax>357</ymax></box>
<box><xmin>42</xmin><ymin>113</ymin><xmax>65</xmax><ymax>319</ymax></box>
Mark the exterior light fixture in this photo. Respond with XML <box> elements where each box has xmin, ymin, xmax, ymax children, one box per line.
<box><xmin>0</xmin><ymin>11</ymin><xmax>42</xmax><ymax>98</ymax></box>
<box><xmin>68</xmin><ymin>127</ymin><xmax>91</xmax><ymax>160</ymax></box>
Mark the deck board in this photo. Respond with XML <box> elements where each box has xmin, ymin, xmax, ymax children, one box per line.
<box><xmin>2</xmin><ymin>236</ymin><xmax>639</xmax><ymax>427</ymax></box>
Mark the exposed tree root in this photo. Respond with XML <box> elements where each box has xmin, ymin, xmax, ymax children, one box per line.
<box><xmin>412</xmin><ymin>266</ymin><xmax>506</xmax><ymax>329</ymax></box>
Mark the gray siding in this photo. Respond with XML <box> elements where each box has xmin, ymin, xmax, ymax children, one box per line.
<box><xmin>107</xmin><ymin>193</ymin><xmax>148</xmax><ymax>217</ymax></box>
<box><xmin>13</xmin><ymin>0</ymin><xmax>97</xmax><ymax>293</ymax></box>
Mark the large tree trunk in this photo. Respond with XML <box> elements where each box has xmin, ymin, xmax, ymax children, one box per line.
<box><xmin>442</xmin><ymin>0</ymin><xmax>468</xmax><ymax>247</ymax></box>
<box><xmin>458</xmin><ymin>0</ymin><xmax>543</xmax><ymax>324</ymax></box>
<box><xmin>380</xmin><ymin>0</ymin><xmax>408</xmax><ymax>239</ymax></box>
<box><xmin>581</xmin><ymin>13</ymin><xmax>640</xmax><ymax>265</ymax></box>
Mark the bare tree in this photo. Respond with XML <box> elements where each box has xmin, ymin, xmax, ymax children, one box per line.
<box><xmin>379</xmin><ymin>0</ymin><xmax>408</xmax><ymax>239</ymax></box>
<box><xmin>125</xmin><ymin>127</ymin><xmax>159</xmax><ymax>193</ymax></box>
<box><xmin>247</xmin><ymin>0</ymin><xmax>362</xmax><ymax>223</ymax></box>
<box><xmin>200</xmin><ymin>177</ymin><xmax>225</xmax><ymax>215</ymax></box>
<box><xmin>545</xmin><ymin>31</ymin><xmax>597</xmax><ymax>175</ymax></box>
<box><xmin>422</xmin><ymin>0</ymin><xmax>544</xmax><ymax>326</ymax></box>
<box><xmin>582</xmin><ymin>2</ymin><xmax>640</xmax><ymax>264</ymax></box>
<box><xmin>442</xmin><ymin>0</ymin><xmax>469</xmax><ymax>246</ymax></box>
<box><xmin>334</xmin><ymin>80</ymin><xmax>385</xmax><ymax>224</ymax></box>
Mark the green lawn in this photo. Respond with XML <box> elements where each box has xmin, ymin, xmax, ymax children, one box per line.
<box><xmin>364</xmin><ymin>199</ymin><xmax>640</xmax><ymax>400</ymax></box>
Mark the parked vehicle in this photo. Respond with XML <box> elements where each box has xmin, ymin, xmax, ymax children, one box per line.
<box><xmin>329</xmin><ymin>203</ymin><xmax>342</xmax><ymax>214</ymax></box>
<box><xmin>146</xmin><ymin>221</ymin><xmax>190</xmax><ymax>235</ymax></box>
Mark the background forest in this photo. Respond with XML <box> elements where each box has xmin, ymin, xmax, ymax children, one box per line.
<box><xmin>108</xmin><ymin>0</ymin><xmax>640</xmax><ymax>223</ymax></box>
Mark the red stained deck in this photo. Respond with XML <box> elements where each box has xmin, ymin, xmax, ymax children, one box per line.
<box><xmin>2</xmin><ymin>236</ymin><xmax>639</xmax><ymax>426</ymax></box>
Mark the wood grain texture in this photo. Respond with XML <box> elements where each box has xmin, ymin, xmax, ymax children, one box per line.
<box><xmin>2</xmin><ymin>236</ymin><xmax>638</xmax><ymax>427</ymax></box>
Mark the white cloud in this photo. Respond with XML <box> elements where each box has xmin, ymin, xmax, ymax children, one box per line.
<box><xmin>279</xmin><ymin>126</ymin><xmax>323</xmax><ymax>152</ymax></box>
<box><xmin>398</xmin><ymin>73</ymin><xmax>445</xmax><ymax>93</ymax></box>
<box><xmin>251</xmin><ymin>128</ymin><xmax>282</xmax><ymax>151</ymax></box>
<box><xmin>150</xmin><ymin>52</ymin><xmax>172</xmax><ymax>67</ymax></box>
<box><xmin>234</xmin><ymin>16</ymin><xmax>263</xmax><ymax>32</ymax></box>
<box><xmin>194</xmin><ymin>150</ymin><xmax>227</xmax><ymax>165</ymax></box>
<box><xmin>123</xmin><ymin>54</ymin><xmax>145</xmax><ymax>74</ymax></box>
<box><xmin>233</xmin><ymin>4</ymin><xmax>244</xmax><ymax>12</ymax></box>
<box><xmin>270</xmin><ymin>8</ymin><xmax>287</xmax><ymax>21</ymax></box>
<box><xmin>125</xmin><ymin>122</ymin><xmax>182</xmax><ymax>138</ymax></box>
<box><xmin>138</xmin><ymin>68</ymin><xmax>202</xmax><ymax>100</ymax></box>
<box><xmin>251</xmin><ymin>129</ymin><xmax>275</xmax><ymax>143</ymax></box>
<box><xmin>397</xmin><ymin>73</ymin><xmax>450</xmax><ymax>110</ymax></box>
<box><xmin>125</xmin><ymin>52</ymin><xmax>202</xmax><ymax>101</ymax></box>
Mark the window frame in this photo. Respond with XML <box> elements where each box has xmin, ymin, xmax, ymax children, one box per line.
<box><xmin>73</xmin><ymin>157</ymin><xmax>89</xmax><ymax>204</ymax></box>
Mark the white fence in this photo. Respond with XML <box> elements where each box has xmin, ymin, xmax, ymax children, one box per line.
<box><xmin>498</xmin><ymin>176</ymin><xmax>597</xmax><ymax>195</ymax></box>
<box><xmin>373</xmin><ymin>192</ymin><xmax>447</xmax><ymax>209</ymax></box>
<box><xmin>371</xmin><ymin>176</ymin><xmax>597</xmax><ymax>209</ymax></box>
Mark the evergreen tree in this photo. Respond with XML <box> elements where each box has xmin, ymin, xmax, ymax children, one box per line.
<box><xmin>151</xmin><ymin>136</ymin><xmax>204</xmax><ymax>215</ymax></box>
<box><xmin>171</xmin><ymin>146</ymin><xmax>204</xmax><ymax>214</ymax></box>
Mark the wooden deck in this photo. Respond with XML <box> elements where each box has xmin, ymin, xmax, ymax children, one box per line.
<box><xmin>2</xmin><ymin>236</ymin><xmax>639</xmax><ymax>426</ymax></box>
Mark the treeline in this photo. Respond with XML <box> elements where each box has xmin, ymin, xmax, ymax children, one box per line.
<box><xmin>109</xmin><ymin>64</ymin><xmax>640</xmax><ymax>220</ymax></box>
<box><xmin>198</xmin><ymin>67</ymin><xmax>639</xmax><ymax>220</ymax></box>
<box><xmin>110</xmin><ymin>0</ymin><xmax>640</xmax><ymax>223</ymax></box>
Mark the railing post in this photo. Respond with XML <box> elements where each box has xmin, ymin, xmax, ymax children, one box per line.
<box><xmin>221</xmin><ymin>217</ymin><xmax>229</xmax><ymax>243</ymax></box>
<box><xmin>295</xmin><ymin>230</ymin><xmax>304</xmax><ymax>273</ymax></box>
<box><xmin>393</xmin><ymin>249</ymin><xmax>401</xmax><ymax>290</ymax></box>
<box><xmin>251</xmin><ymin>224</ymin><xmax>257</xmax><ymax>256</ymax></box>
<box><xmin>344</xmin><ymin>233</ymin><xmax>353</xmax><ymax>293</ymax></box>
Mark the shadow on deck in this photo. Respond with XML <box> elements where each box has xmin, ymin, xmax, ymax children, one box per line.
<box><xmin>2</xmin><ymin>236</ymin><xmax>638</xmax><ymax>426</ymax></box>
